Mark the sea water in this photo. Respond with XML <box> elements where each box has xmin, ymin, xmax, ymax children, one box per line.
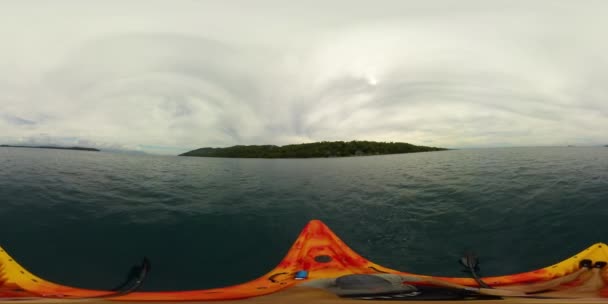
<box><xmin>1</xmin><ymin>146</ymin><xmax>607</xmax><ymax>290</ymax></box>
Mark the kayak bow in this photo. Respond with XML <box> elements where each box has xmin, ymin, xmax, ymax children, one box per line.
<box><xmin>1</xmin><ymin>220</ymin><xmax>607</xmax><ymax>301</ymax></box>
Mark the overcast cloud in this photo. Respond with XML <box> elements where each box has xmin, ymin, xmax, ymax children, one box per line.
<box><xmin>1</xmin><ymin>0</ymin><xmax>607</xmax><ymax>154</ymax></box>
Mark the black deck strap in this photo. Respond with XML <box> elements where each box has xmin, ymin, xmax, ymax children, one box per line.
<box><xmin>459</xmin><ymin>252</ymin><xmax>492</xmax><ymax>289</ymax></box>
<box><xmin>60</xmin><ymin>257</ymin><xmax>152</xmax><ymax>299</ymax></box>
<box><xmin>107</xmin><ymin>257</ymin><xmax>151</xmax><ymax>296</ymax></box>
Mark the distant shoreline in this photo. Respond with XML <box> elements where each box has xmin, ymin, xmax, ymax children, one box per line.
<box><xmin>179</xmin><ymin>141</ymin><xmax>447</xmax><ymax>159</ymax></box>
<box><xmin>0</xmin><ymin>145</ymin><xmax>100</xmax><ymax>152</ymax></box>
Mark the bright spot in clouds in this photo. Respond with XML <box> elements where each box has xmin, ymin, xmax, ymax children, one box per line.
<box><xmin>367</xmin><ymin>75</ymin><xmax>379</xmax><ymax>86</ymax></box>
<box><xmin>0</xmin><ymin>0</ymin><xmax>607</xmax><ymax>154</ymax></box>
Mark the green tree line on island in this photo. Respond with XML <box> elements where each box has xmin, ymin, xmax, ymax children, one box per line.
<box><xmin>179</xmin><ymin>141</ymin><xmax>447</xmax><ymax>158</ymax></box>
<box><xmin>0</xmin><ymin>145</ymin><xmax>99</xmax><ymax>152</ymax></box>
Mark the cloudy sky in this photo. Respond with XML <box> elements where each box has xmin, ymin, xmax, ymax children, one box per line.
<box><xmin>1</xmin><ymin>1</ymin><xmax>607</xmax><ymax>154</ymax></box>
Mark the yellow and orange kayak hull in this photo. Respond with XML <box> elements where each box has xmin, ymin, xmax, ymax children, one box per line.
<box><xmin>1</xmin><ymin>220</ymin><xmax>607</xmax><ymax>301</ymax></box>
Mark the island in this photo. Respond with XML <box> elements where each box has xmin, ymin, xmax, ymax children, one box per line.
<box><xmin>179</xmin><ymin>141</ymin><xmax>447</xmax><ymax>158</ymax></box>
<box><xmin>0</xmin><ymin>145</ymin><xmax>99</xmax><ymax>152</ymax></box>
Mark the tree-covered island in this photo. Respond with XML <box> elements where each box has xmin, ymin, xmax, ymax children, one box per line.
<box><xmin>179</xmin><ymin>141</ymin><xmax>447</xmax><ymax>158</ymax></box>
<box><xmin>0</xmin><ymin>145</ymin><xmax>99</xmax><ymax>152</ymax></box>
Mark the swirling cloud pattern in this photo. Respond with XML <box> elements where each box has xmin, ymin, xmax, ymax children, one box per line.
<box><xmin>1</xmin><ymin>1</ymin><xmax>607</xmax><ymax>154</ymax></box>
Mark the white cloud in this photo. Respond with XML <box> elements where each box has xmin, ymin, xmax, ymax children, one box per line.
<box><xmin>1</xmin><ymin>0</ymin><xmax>607</xmax><ymax>154</ymax></box>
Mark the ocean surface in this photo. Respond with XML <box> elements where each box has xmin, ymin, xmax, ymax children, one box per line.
<box><xmin>1</xmin><ymin>146</ymin><xmax>607</xmax><ymax>291</ymax></box>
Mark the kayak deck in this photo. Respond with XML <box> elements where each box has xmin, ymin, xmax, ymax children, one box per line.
<box><xmin>1</xmin><ymin>220</ymin><xmax>607</xmax><ymax>301</ymax></box>
<box><xmin>1</xmin><ymin>288</ymin><xmax>607</xmax><ymax>304</ymax></box>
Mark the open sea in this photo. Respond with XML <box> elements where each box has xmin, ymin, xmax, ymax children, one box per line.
<box><xmin>1</xmin><ymin>146</ymin><xmax>607</xmax><ymax>291</ymax></box>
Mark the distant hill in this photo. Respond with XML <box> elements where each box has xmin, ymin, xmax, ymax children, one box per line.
<box><xmin>0</xmin><ymin>145</ymin><xmax>99</xmax><ymax>152</ymax></box>
<box><xmin>179</xmin><ymin>141</ymin><xmax>447</xmax><ymax>158</ymax></box>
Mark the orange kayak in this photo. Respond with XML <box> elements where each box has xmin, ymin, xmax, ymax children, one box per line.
<box><xmin>1</xmin><ymin>220</ymin><xmax>607</xmax><ymax>301</ymax></box>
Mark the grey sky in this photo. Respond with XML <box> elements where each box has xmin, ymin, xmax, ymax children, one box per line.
<box><xmin>1</xmin><ymin>1</ymin><xmax>607</xmax><ymax>154</ymax></box>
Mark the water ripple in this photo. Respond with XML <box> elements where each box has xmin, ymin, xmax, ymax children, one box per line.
<box><xmin>0</xmin><ymin>147</ymin><xmax>607</xmax><ymax>290</ymax></box>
